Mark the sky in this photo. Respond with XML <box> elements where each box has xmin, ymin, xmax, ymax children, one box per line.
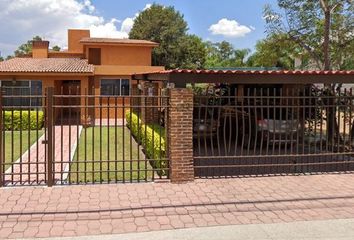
<box><xmin>0</xmin><ymin>0</ymin><xmax>279</xmax><ymax>57</ymax></box>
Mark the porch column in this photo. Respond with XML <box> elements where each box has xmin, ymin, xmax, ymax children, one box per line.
<box><xmin>168</xmin><ymin>88</ymin><xmax>194</xmax><ymax>183</ymax></box>
<box><xmin>80</xmin><ymin>77</ymin><xmax>91</xmax><ymax>126</ymax></box>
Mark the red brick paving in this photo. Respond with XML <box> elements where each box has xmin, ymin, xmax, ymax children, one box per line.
<box><xmin>4</xmin><ymin>126</ymin><xmax>82</xmax><ymax>186</ymax></box>
<box><xmin>1</xmin><ymin>174</ymin><xmax>354</xmax><ymax>239</ymax></box>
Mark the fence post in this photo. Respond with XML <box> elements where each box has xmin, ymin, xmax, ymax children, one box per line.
<box><xmin>0</xmin><ymin>87</ymin><xmax>3</xmax><ymax>187</ymax></box>
<box><xmin>168</xmin><ymin>88</ymin><xmax>194</xmax><ymax>183</ymax></box>
<box><xmin>46</xmin><ymin>87</ymin><xmax>54</xmax><ymax>187</ymax></box>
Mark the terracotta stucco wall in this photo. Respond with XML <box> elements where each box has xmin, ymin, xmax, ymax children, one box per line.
<box><xmin>68</xmin><ymin>29</ymin><xmax>90</xmax><ymax>53</ymax></box>
<box><xmin>85</xmin><ymin>45</ymin><xmax>153</xmax><ymax>66</ymax></box>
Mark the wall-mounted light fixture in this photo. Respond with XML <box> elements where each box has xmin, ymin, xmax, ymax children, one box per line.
<box><xmin>148</xmin><ymin>87</ymin><xmax>154</xmax><ymax>96</ymax></box>
<box><xmin>166</xmin><ymin>82</ymin><xmax>175</xmax><ymax>89</ymax></box>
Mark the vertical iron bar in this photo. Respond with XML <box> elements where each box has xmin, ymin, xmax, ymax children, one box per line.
<box><xmin>84</xmin><ymin>88</ymin><xmax>88</xmax><ymax>183</ymax></box>
<box><xmin>107</xmin><ymin>95</ymin><xmax>110</xmax><ymax>182</ymax></box>
<box><xmin>60</xmin><ymin>86</ymin><xmax>64</xmax><ymax>183</ymax></box>
<box><xmin>47</xmin><ymin>87</ymin><xmax>54</xmax><ymax>187</ymax></box>
<box><xmin>114</xmin><ymin>91</ymin><xmax>118</xmax><ymax>182</ymax></box>
<box><xmin>99</xmin><ymin>95</ymin><xmax>102</xmax><ymax>183</ymax></box>
<box><xmin>0</xmin><ymin>87</ymin><xmax>3</xmax><ymax>187</ymax></box>
<box><xmin>27</xmin><ymin>100</ymin><xmax>31</xmax><ymax>184</ymax></box>
<box><xmin>36</xmin><ymin>87</ymin><xmax>39</xmax><ymax>184</ymax></box>
<box><xmin>92</xmin><ymin>91</ymin><xmax>95</xmax><ymax>183</ymax></box>
<box><xmin>122</xmin><ymin>95</ymin><xmax>125</xmax><ymax>183</ymax></box>
<box><xmin>76</xmin><ymin>86</ymin><xmax>80</xmax><ymax>183</ymax></box>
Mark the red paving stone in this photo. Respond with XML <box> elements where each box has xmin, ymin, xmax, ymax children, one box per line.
<box><xmin>4</xmin><ymin>126</ymin><xmax>82</xmax><ymax>186</ymax></box>
<box><xmin>1</xmin><ymin>174</ymin><xmax>354</xmax><ymax>239</ymax></box>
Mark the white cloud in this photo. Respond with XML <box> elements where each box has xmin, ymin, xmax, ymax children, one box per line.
<box><xmin>209</xmin><ymin>18</ymin><xmax>252</xmax><ymax>38</ymax></box>
<box><xmin>0</xmin><ymin>0</ymin><xmax>152</xmax><ymax>56</ymax></box>
<box><xmin>143</xmin><ymin>4</ymin><xmax>152</xmax><ymax>11</ymax></box>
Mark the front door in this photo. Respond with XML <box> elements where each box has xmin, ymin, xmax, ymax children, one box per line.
<box><xmin>61</xmin><ymin>80</ymin><xmax>81</xmax><ymax>121</ymax></box>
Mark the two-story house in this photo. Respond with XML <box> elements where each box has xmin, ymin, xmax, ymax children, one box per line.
<box><xmin>0</xmin><ymin>29</ymin><xmax>164</xmax><ymax>120</ymax></box>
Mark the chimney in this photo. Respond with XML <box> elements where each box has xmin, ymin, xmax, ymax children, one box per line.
<box><xmin>68</xmin><ymin>29</ymin><xmax>90</xmax><ymax>53</ymax></box>
<box><xmin>32</xmin><ymin>40</ymin><xmax>49</xmax><ymax>58</ymax></box>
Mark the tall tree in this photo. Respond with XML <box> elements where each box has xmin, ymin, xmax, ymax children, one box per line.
<box><xmin>234</xmin><ymin>48</ymin><xmax>251</xmax><ymax>67</ymax></box>
<box><xmin>129</xmin><ymin>4</ymin><xmax>189</xmax><ymax>69</ymax></box>
<box><xmin>14</xmin><ymin>36</ymin><xmax>43</xmax><ymax>57</ymax></box>
<box><xmin>175</xmin><ymin>35</ymin><xmax>206</xmax><ymax>69</ymax></box>
<box><xmin>51</xmin><ymin>45</ymin><xmax>61</xmax><ymax>51</ymax></box>
<box><xmin>247</xmin><ymin>34</ymin><xmax>303</xmax><ymax>69</ymax></box>
<box><xmin>264</xmin><ymin>0</ymin><xmax>354</xmax><ymax>145</ymax></box>
<box><xmin>264</xmin><ymin>0</ymin><xmax>354</xmax><ymax>70</ymax></box>
<box><xmin>205</xmin><ymin>40</ymin><xmax>251</xmax><ymax>68</ymax></box>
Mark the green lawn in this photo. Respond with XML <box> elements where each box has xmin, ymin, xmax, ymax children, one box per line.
<box><xmin>70</xmin><ymin>127</ymin><xmax>152</xmax><ymax>183</ymax></box>
<box><xmin>4</xmin><ymin>130</ymin><xmax>44</xmax><ymax>170</ymax></box>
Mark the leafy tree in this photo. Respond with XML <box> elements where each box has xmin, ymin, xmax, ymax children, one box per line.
<box><xmin>264</xmin><ymin>0</ymin><xmax>354</xmax><ymax>145</ymax></box>
<box><xmin>52</xmin><ymin>45</ymin><xmax>61</xmax><ymax>51</ymax></box>
<box><xmin>129</xmin><ymin>4</ymin><xmax>189</xmax><ymax>69</ymax></box>
<box><xmin>234</xmin><ymin>48</ymin><xmax>251</xmax><ymax>67</ymax></box>
<box><xmin>175</xmin><ymin>35</ymin><xmax>206</xmax><ymax>69</ymax></box>
<box><xmin>0</xmin><ymin>56</ymin><xmax>3</xmax><ymax>62</ymax></box>
<box><xmin>205</xmin><ymin>40</ymin><xmax>251</xmax><ymax>68</ymax></box>
<box><xmin>217</xmin><ymin>41</ymin><xmax>234</xmax><ymax>60</ymax></box>
<box><xmin>264</xmin><ymin>0</ymin><xmax>354</xmax><ymax>70</ymax></box>
<box><xmin>14</xmin><ymin>36</ymin><xmax>43</xmax><ymax>57</ymax></box>
<box><xmin>247</xmin><ymin>34</ymin><xmax>302</xmax><ymax>69</ymax></box>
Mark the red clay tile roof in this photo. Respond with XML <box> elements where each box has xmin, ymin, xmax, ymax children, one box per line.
<box><xmin>148</xmin><ymin>69</ymin><xmax>354</xmax><ymax>75</ymax></box>
<box><xmin>80</xmin><ymin>37</ymin><xmax>158</xmax><ymax>46</ymax></box>
<box><xmin>0</xmin><ymin>58</ymin><xmax>94</xmax><ymax>74</ymax></box>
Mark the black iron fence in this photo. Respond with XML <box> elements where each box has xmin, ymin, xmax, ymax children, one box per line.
<box><xmin>0</xmin><ymin>87</ymin><xmax>169</xmax><ymax>186</ymax></box>
<box><xmin>193</xmin><ymin>85</ymin><xmax>354</xmax><ymax>177</ymax></box>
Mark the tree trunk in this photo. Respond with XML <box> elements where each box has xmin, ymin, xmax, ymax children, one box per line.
<box><xmin>322</xmin><ymin>7</ymin><xmax>339</xmax><ymax>145</ymax></box>
<box><xmin>323</xmin><ymin>10</ymin><xmax>331</xmax><ymax>70</ymax></box>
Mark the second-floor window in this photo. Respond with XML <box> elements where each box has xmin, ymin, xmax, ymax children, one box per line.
<box><xmin>88</xmin><ymin>48</ymin><xmax>101</xmax><ymax>65</ymax></box>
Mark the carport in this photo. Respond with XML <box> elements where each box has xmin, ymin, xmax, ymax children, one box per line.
<box><xmin>134</xmin><ymin>69</ymin><xmax>354</xmax><ymax>178</ymax></box>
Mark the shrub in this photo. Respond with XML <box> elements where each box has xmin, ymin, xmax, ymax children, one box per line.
<box><xmin>126</xmin><ymin>111</ymin><xmax>167</xmax><ymax>176</ymax></box>
<box><xmin>3</xmin><ymin>111</ymin><xmax>44</xmax><ymax>130</ymax></box>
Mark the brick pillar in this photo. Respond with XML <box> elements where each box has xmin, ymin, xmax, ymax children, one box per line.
<box><xmin>141</xmin><ymin>82</ymin><xmax>159</xmax><ymax>124</ymax></box>
<box><xmin>168</xmin><ymin>88</ymin><xmax>194</xmax><ymax>183</ymax></box>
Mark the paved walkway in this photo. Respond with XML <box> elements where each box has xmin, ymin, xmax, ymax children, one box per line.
<box><xmin>1</xmin><ymin>174</ymin><xmax>354</xmax><ymax>238</ymax></box>
<box><xmin>38</xmin><ymin>218</ymin><xmax>354</xmax><ymax>240</ymax></box>
<box><xmin>4</xmin><ymin>126</ymin><xmax>82</xmax><ymax>186</ymax></box>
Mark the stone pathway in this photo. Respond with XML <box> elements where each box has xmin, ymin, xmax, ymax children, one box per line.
<box><xmin>0</xmin><ymin>174</ymin><xmax>354</xmax><ymax>238</ymax></box>
<box><xmin>4</xmin><ymin>126</ymin><xmax>82</xmax><ymax>185</ymax></box>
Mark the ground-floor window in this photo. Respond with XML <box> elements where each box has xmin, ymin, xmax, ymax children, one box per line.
<box><xmin>100</xmin><ymin>79</ymin><xmax>130</xmax><ymax>96</ymax></box>
<box><xmin>0</xmin><ymin>80</ymin><xmax>42</xmax><ymax>106</ymax></box>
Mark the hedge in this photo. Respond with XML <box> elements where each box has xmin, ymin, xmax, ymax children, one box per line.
<box><xmin>3</xmin><ymin>111</ymin><xmax>44</xmax><ymax>130</ymax></box>
<box><xmin>126</xmin><ymin>111</ymin><xmax>167</xmax><ymax>176</ymax></box>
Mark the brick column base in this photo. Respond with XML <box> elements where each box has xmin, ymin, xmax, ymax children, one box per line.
<box><xmin>168</xmin><ymin>88</ymin><xmax>194</xmax><ymax>183</ymax></box>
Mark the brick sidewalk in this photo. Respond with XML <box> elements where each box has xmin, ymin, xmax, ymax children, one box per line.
<box><xmin>1</xmin><ymin>174</ymin><xmax>354</xmax><ymax>239</ymax></box>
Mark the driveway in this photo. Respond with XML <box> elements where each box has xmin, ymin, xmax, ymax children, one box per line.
<box><xmin>1</xmin><ymin>174</ymin><xmax>354</xmax><ymax>238</ymax></box>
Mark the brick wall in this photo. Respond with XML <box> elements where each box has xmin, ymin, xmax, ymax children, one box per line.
<box><xmin>168</xmin><ymin>88</ymin><xmax>194</xmax><ymax>183</ymax></box>
<box><xmin>141</xmin><ymin>82</ymin><xmax>159</xmax><ymax>124</ymax></box>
